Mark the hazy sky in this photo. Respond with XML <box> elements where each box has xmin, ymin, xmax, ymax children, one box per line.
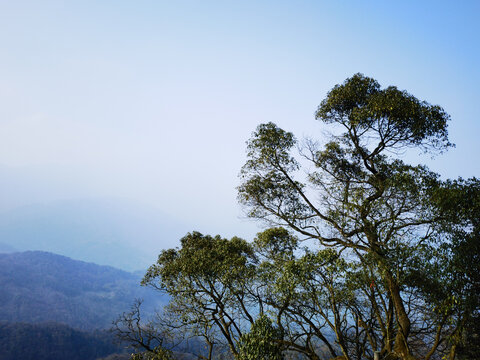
<box><xmin>0</xmin><ymin>1</ymin><xmax>479</xmax><ymax>245</ymax></box>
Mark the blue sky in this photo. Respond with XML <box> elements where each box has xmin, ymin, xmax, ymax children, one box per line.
<box><xmin>0</xmin><ymin>1</ymin><xmax>479</xmax><ymax>251</ymax></box>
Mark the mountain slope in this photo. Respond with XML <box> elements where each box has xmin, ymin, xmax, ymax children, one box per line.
<box><xmin>0</xmin><ymin>251</ymin><xmax>167</xmax><ymax>330</ymax></box>
<box><xmin>0</xmin><ymin>321</ymin><xmax>124</xmax><ymax>360</ymax></box>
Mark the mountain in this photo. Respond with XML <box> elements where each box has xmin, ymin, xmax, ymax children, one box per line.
<box><xmin>0</xmin><ymin>321</ymin><xmax>124</xmax><ymax>360</ymax></box>
<box><xmin>0</xmin><ymin>251</ymin><xmax>167</xmax><ymax>330</ymax></box>
<box><xmin>0</xmin><ymin>198</ymin><xmax>188</xmax><ymax>271</ymax></box>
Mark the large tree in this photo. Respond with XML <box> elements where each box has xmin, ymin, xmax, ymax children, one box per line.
<box><xmin>238</xmin><ymin>74</ymin><xmax>475</xmax><ymax>359</ymax></box>
<box><xmin>116</xmin><ymin>74</ymin><xmax>478</xmax><ymax>360</ymax></box>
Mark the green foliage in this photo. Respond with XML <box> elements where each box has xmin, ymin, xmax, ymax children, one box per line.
<box><xmin>316</xmin><ymin>73</ymin><xmax>452</xmax><ymax>151</ymax></box>
<box><xmin>237</xmin><ymin>315</ymin><xmax>284</xmax><ymax>360</ymax></box>
<box><xmin>143</xmin><ymin>232</ymin><xmax>254</xmax><ymax>289</ymax></box>
<box><xmin>433</xmin><ymin>178</ymin><xmax>480</xmax><ymax>357</ymax></box>
<box><xmin>130</xmin><ymin>346</ymin><xmax>172</xmax><ymax>360</ymax></box>
<box><xmin>254</xmin><ymin>227</ymin><xmax>298</xmax><ymax>260</ymax></box>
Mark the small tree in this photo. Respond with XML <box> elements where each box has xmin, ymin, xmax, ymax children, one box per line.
<box><xmin>129</xmin><ymin>347</ymin><xmax>173</xmax><ymax>360</ymax></box>
<box><xmin>112</xmin><ymin>300</ymin><xmax>173</xmax><ymax>360</ymax></box>
<box><xmin>142</xmin><ymin>232</ymin><xmax>259</xmax><ymax>359</ymax></box>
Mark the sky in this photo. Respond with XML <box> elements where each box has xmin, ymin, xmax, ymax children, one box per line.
<box><xmin>0</xmin><ymin>1</ymin><xmax>479</xmax><ymax>254</ymax></box>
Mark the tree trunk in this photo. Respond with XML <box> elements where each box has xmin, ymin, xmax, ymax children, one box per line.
<box><xmin>384</xmin><ymin>269</ymin><xmax>413</xmax><ymax>359</ymax></box>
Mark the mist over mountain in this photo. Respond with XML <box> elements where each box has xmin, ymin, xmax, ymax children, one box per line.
<box><xmin>0</xmin><ymin>251</ymin><xmax>167</xmax><ymax>330</ymax></box>
<box><xmin>0</xmin><ymin>242</ymin><xmax>16</xmax><ymax>253</ymax></box>
<box><xmin>0</xmin><ymin>198</ymin><xmax>188</xmax><ymax>271</ymax></box>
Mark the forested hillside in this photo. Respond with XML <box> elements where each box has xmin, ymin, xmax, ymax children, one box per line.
<box><xmin>0</xmin><ymin>321</ymin><xmax>124</xmax><ymax>360</ymax></box>
<box><xmin>0</xmin><ymin>251</ymin><xmax>167</xmax><ymax>329</ymax></box>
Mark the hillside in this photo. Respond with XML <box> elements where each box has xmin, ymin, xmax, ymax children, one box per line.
<box><xmin>0</xmin><ymin>321</ymin><xmax>124</xmax><ymax>360</ymax></box>
<box><xmin>0</xmin><ymin>251</ymin><xmax>167</xmax><ymax>329</ymax></box>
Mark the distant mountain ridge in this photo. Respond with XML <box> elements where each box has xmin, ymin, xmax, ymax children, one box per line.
<box><xmin>0</xmin><ymin>198</ymin><xmax>187</xmax><ymax>271</ymax></box>
<box><xmin>0</xmin><ymin>250</ymin><xmax>167</xmax><ymax>330</ymax></box>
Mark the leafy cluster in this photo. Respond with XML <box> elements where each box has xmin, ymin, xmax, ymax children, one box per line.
<box><xmin>237</xmin><ymin>314</ymin><xmax>284</xmax><ymax>360</ymax></box>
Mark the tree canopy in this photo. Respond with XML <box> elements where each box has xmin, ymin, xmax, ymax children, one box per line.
<box><xmin>115</xmin><ymin>74</ymin><xmax>479</xmax><ymax>360</ymax></box>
